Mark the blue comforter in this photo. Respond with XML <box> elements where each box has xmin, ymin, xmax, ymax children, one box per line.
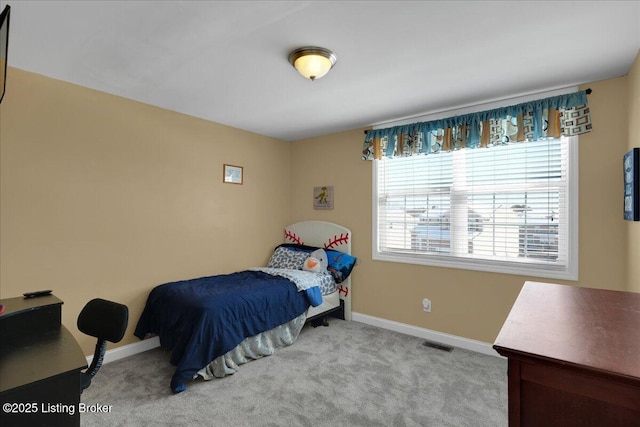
<box><xmin>134</xmin><ymin>270</ymin><xmax>319</xmax><ymax>393</ymax></box>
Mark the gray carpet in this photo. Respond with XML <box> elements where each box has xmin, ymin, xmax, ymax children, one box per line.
<box><xmin>81</xmin><ymin>318</ymin><xmax>507</xmax><ymax>427</ymax></box>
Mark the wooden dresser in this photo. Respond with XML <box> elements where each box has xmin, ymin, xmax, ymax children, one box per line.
<box><xmin>493</xmin><ymin>281</ymin><xmax>640</xmax><ymax>427</ymax></box>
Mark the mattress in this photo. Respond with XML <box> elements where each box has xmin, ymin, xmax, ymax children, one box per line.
<box><xmin>307</xmin><ymin>290</ymin><xmax>340</xmax><ymax>319</ymax></box>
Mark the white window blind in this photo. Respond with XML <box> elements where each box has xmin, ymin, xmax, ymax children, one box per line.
<box><xmin>373</xmin><ymin>136</ymin><xmax>578</xmax><ymax>280</ymax></box>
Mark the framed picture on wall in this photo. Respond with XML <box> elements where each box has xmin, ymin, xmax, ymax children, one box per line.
<box><xmin>624</xmin><ymin>148</ymin><xmax>639</xmax><ymax>221</ymax></box>
<box><xmin>313</xmin><ymin>186</ymin><xmax>334</xmax><ymax>210</ymax></box>
<box><xmin>223</xmin><ymin>164</ymin><xmax>243</xmax><ymax>185</ymax></box>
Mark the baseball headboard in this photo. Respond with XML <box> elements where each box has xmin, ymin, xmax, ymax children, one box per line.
<box><xmin>284</xmin><ymin>221</ymin><xmax>352</xmax><ymax>321</ymax></box>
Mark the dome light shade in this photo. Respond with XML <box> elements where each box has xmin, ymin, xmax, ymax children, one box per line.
<box><xmin>288</xmin><ymin>47</ymin><xmax>337</xmax><ymax>81</ymax></box>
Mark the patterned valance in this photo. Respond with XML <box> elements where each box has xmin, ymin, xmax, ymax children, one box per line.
<box><xmin>362</xmin><ymin>90</ymin><xmax>592</xmax><ymax>160</ymax></box>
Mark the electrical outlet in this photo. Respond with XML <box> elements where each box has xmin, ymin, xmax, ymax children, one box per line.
<box><xmin>422</xmin><ymin>298</ymin><xmax>431</xmax><ymax>312</ymax></box>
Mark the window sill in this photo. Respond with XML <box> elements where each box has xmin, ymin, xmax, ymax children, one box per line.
<box><xmin>373</xmin><ymin>251</ymin><xmax>578</xmax><ymax>281</ymax></box>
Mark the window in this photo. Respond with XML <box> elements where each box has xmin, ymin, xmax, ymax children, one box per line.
<box><xmin>373</xmin><ymin>136</ymin><xmax>578</xmax><ymax>280</ymax></box>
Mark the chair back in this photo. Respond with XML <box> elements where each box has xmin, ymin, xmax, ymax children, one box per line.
<box><xmin>78</xmin><ymin>298</ymin><xmax>129</xmax><ymax>392</ymax></box>
<box><xmin>78</xmin><ymin>298</ymin><xmax>128</xmax><ymax>343</ymax></box>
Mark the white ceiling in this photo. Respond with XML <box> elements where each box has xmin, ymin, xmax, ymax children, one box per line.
<box><xmin>5</xmin><ymin>1</ymin><xmax>640</xmax><ymax>141</ymax></box>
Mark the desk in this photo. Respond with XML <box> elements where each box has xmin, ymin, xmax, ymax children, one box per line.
<box><xmin>0</xmin><ymin>295</ymin><xmax>87</xmax><ymax>427</ymax></box>
<box><xmin>493</xmin><ymin>281</ymin><xmax>640</xmax><ymax>427</ymax></box>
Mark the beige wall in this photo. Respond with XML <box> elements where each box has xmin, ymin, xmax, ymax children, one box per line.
<box><xmin>290</xmin><ymin>78</ymin><xmax>632</xmax><ymax>343</ymax></box>
<box><xmin>0</xmin><ymin>65</ymin><xmax>635</xmax><ymax>357</ymax></box>
<box><xmin>628</xmin><ymin>50</ymin><xmax>640</xmax><ymax>293</ymax></box>
<box><xmin>0</xmin><ymin>68</ymin><xmax>291</xmax><ymax>355</ymax></box>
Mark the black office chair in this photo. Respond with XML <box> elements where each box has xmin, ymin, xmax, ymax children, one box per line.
<box><xmin>77</xmin><ymin>298</ymin><xmax>129</xmax><ymax>393</ymax></box>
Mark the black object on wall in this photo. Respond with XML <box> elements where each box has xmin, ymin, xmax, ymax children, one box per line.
<box><xmin>624</xmin><ymin>147</ymin><xmax>639</xmax><ymax>221</ymax></box>
<box><xmin>0</xmin><ymin>4</ymin><xmax>10</xmax><ymax>104</ymax></box>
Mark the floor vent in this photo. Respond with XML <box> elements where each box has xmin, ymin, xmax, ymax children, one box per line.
<box><xmin>422</xmin><ymin>340</ymin><xmax>454</xmax><ymax>352</ymax></box>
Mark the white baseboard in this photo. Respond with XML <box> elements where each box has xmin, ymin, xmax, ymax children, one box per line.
<box><xmin>86</xmin><ymin>337</ymin><xmax>160</xmax><ymax>366</ymax></box>
<box><xmin>351</xmin><ymin>312</ymin><xmax>503</xmax><ymax>358</ymax></box>
<box><xmin>88</xmin><ymin>314</ymin><xmax>502</xmax><ymax>366</ymax></box>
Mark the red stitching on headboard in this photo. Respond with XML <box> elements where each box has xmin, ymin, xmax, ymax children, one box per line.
<box><xmin>324</xmin><ymin>233</ymin><xmax>349</xmax><ymax>249</ymax></box>
<box><xmin>284</xmin><ymin>230</ymin><xmax>303</xmax><ymax>245</ymax></box>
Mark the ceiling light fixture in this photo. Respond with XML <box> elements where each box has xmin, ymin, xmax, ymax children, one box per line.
<box><xmin>288</xmin><ymin>46</ymin><xmax>337</xmax><ymax>81</ymax></box>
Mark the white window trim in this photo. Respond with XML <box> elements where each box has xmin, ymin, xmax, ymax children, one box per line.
<box><xmin>371</xmin><ymin>132</ymin><xmax>579</xmax><ymax>282</ymax></box>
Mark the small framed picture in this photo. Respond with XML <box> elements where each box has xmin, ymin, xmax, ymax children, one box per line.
<box><xmin>223</xmin><ymin>164</ymin><xmax>243</xmax><ymax>185</ymax></box>
<box><xmin>313</xmin><ymin>186</ymin><xmax>334</xmax><ymax>210</ymax></box>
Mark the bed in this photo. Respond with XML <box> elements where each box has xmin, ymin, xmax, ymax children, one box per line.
<box><xmin>134</xmin><ymin>221</ymin><xmax>354</xmax><ymax>393</ymax></box>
